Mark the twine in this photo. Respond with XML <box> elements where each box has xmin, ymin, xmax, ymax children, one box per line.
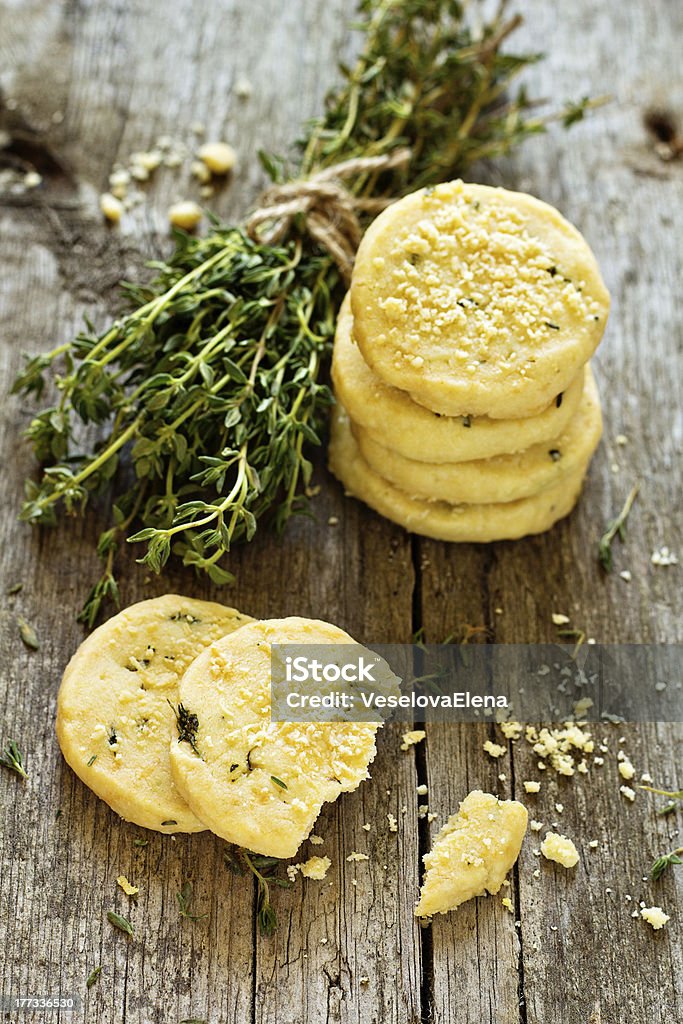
<box><xmin>246</xmin><ymin>148</ymin><xmax>412</xmax><ymax>284</ymax></box>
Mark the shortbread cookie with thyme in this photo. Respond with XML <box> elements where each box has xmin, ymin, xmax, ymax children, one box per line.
<box><xmin>57</xmin><ymin>595</ymin><xmax>251</xmax><ymax>833</ymax></box>
<box><xmin>170</xmin><ymin>617</ymin><xmax>385</xmax><ymax>858</ymax></box>
<box><xmin>354</xmin><ymin>364</ymin><xmax>602</xmax><ymax>504</ymax></box>
<box><xmin>351</xmin><ymin>180</ymin><xmax>609</xmax><ymax>418</ymax></box>
<box><xmin>329</xmin><ymin>405</ymin><xmax>592</xmax><ymax>541</ymax></box>
<box><xmin>333</xmin><ymin>295</ymin><xmax>585</xmax><ymax>463</ymax></box>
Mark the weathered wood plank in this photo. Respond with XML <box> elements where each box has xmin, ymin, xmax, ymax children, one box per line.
<box><xmin>0</xmin><ymin>2</ymin><xmax>419</xmax><ymax>1023</ymax></box>
<box><xmin>418</xmin><ymin>0</ymin><xmax>683</xmax><ymax>1021</ymax></box>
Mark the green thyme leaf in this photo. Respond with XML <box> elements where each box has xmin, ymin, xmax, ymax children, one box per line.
<box><xmin>86</xmin><ymin>966</ymin><xmax>103</xmax><ymax>989</ymax></box>
<box><xmin>270</xmin><ymin>775</ymin><xmax>288</xmax><ymax>790</ymax></box>
<box><xmin>657</xmin><ymin>801</ymin><xmax>678</xmax><ymax>816</ymax></box>
<box><xmin>0</xmin><ymin>740</ymin><xmax>28</xmax><ymax>779</ymax></box>
<box><xmin>169</xmin><ymin>701</ymin><xmax>201</xmax><ymax>756</ymax></box>
<box><xmin>107</xmin><ymin>911</ymin><xmax>134</xmax><ymax>936</ymax></box>
<box><xmin>598</xmin><ymin>483</ymin><xmax>639</xmax><ymax>572</ymax></box>
<box><xmin>17</xmin><ymin>616</ymin><xmax>39</xmax><ymax>650</ymax></box>
<box><xmin>651</xmin><ymin>849</ymin><xmax>683</xmax><ymax>881</ymax></box>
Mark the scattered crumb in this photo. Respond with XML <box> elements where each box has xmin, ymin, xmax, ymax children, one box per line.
<box><xmin>651</xmin><ymin>547</ymin><xmax>678</xmax><ymax>567</ymax></box>
<box><xmin>346</xmin><ymin>852</ymin><xmax>370</xmax><ymax>862</ymax></box>
<box><xmin>555</xmin><ymin>803</ymin><xmax>564</xmax><ymax>813</ymax></box>
<box><xmin>191</xmin><ymin>159</ymin><xmax>212</xmax><ymax>184</ymax></box>
<box><xmin>198</xmin><ymin>141</ymin><xmax>237</xmax><ymax>175</ymax></box>
<box><xmin>387</xmin><ymin>814</ymin><xmax>398</xmax><ymax>833</ymax></box>
<box><xmin>615</xmin><ymin>434</ymin><xmax>628</xmax><ymax>446</ymax></box>
<box><xmin>640</xmin><ymin>906</ymin><xmax>670</xmax><ymax>930</ymax></box>
<box><xmin>416</xmin><ymin>784</ymin><xmax>428</xmax><ymax>796</ymax></box>
<box><xmin>588</xmin><ymin>840</ymin><xmax>599</xmax><ymax>849</ymax></box>
<box><xmin>100</xmin><ymin>192</ymin><xmax>123</xmax><ymax>223</ymax></box>
<box><xmin>499</xmin><ymin>720</ymin><xmax>523</xmax><ymax>741</ymax></box>
<box><xmin>359</xmin><ymin>976</ymin><xmax>370</xmax><ymax>986</ymax></box>
<box><xmin>530</xmin><ymin>820</ymin><xmax>543</xmax><ymax>832</ymax></box>
<box><xmin>483</xmin><ymin>739</ymin><xmax>506</xmax><ymax>759</ymax></box>
<box><xmin>540</xmin><ymin>832</ymin><xmax>579</xmax><ymax>868</ymax></box>
<box><xmin>573</xmin><ymin>696</ymin><xmax>593</xmax><ymax>718</ymax></box>
<box><xmin>618</xmin><ymin>758</ymin><xmax>636</xmax><ymax>781</ymax></box>
<box><xmin>300</xmin><ymin>856</ymin><xmax>332</xmax><ymax>880</ymax></box>
<box><xmin>524</xmin><ymin>781</ymin><xmax>541</xmax><ymax>794</ymax></box>
<box><xmin>640</xmin><ymin>772</ymin><xmax>653</xmax><ymax>784</ymax></box>
<box><xmin>168</xmin><ymin>200</ymin><xmax>203</xmax><ymax>230</ymax></box>
<box><xmin>116</xmin><ymin>875</ymin><xmax>138</xmax><ymax>897</ymax></box>
<box><xmin>234</xmin><ymin>75</ymin><xmax>253</xmax><ymax>99</ymax></box>
<box><xmin>309</xmin><ymin>835</ymin><xmax>324</xmax><ymax>846</ymax></box>
<box><xmin>418</xmin><ymin>804</ymin><xmax>429</xmax><ymax>819</ymax></box>
<box><xmin>620</xmin><ymin>785</ymin><xmax>636</xmax><ymax>802</ymax></box>
<box><xmin>619</xmin><ymin>570</ymin><xmax>632</xmax><ymax>582</ymax></box>
<box><xmin>501</xmin><ymin>896</ymin><xmax>514</xmax><ymax>913</ymax></box>
<box><xmin>401</xmin><ymin>730</ymin><xmax>426</xmax><ymax>751</ymax></box>
<box><xmin>552</xmin><ymin>613</ymin><xmax>570</xmax><ymax>625</ymax></box>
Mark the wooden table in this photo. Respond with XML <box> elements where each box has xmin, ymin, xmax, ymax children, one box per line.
<box><xmin>1</xmin><ymin>2</ymin><xmax>681</xmax><ymax>1021</ymax></box>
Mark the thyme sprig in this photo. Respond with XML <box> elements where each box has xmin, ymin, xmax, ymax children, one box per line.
<box><xmin>14</xmin><ymin>0</ymin><xmax>596</xmax><ymax>624</ymax></box>
<box><xmin>598</xmin><ymin>483</ymin><xmax>639</xmax><ymax>572</ymax></box>
<box><xmin>169</xmin><ymin>700</ymin><xmax>201</xmax><ymax>756</ymax></box>
<box><xmin>0</xmin><ymin>740</ymin><xmax>28</xmax><ymax>779</ymax></box>
<box><xmin>651</xmin><ymin>848</ymin><xmax>683</xmax><ymax>882</ymax></box>
<box><xmin>224</xmin><ymin>847</ymin><xmax>293</xmax><ymax>936</ymax></box>
<box><xmin>176</xmin><ymin>881</ymin><xmax>208</xmax><ymax>921</ymax></box>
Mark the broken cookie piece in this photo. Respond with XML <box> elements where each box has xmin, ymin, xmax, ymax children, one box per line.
<box><xmin>415</xmin><ymin>790</ymin><xmax>528</xmax><ymax>917</ymax></box>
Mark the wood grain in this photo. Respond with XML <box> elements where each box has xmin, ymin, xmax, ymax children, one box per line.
<box><xmin>0</xmin><ymin>1</ymin><xmax>681</xmax><ymax>1022</ymax></box>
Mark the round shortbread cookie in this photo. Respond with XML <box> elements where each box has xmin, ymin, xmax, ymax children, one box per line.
<box><xmin>354</xmin><ymin>364</ymin><xmax>601</xmax><ymax>505</ymax></box>
<box><xmin>57</xmin><ymin>595</ymin><xmax>252</xmax><ymax>833</ymax></box>
<box><xmin>170</xmin><ymin>618</ymin><xmax>381</xmax><ymax>858</ymax></box>
<box><xmin>351</xmin><ymin>180</ymin><xmax>609</xmax><ymax>418</ymax></box>
<box><xmin>329</xmin><ymin>406</ymin><xmax>592</xmax><ymax>542</ymax></box>
<box><xmin>332</xmin><ymin>294</ymin><xmax>585</xmax><ymax>463</ymax></box>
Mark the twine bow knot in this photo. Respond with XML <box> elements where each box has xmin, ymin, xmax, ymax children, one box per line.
<box><xmin>246</xmin><ymin>148</ymin><xmax>411</xmax><ymax>283</ymax></box>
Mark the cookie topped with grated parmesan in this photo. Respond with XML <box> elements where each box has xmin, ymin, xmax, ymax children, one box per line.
<box><xmin>351</xmin><ymin>180</ymin><xmax>609</xmax><ymax>419</ymax></box>
<box><xmin>169</xmin><ymin>617</ymin><xmax>383</xmax><ymax>859</ymax></box>
<box><xmin>56</xmin><ymin>595</ymin><xmax>252</xmax><ymax>834</ymax></box>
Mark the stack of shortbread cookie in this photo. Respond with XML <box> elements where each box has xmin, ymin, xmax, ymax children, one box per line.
<box><xmin>329</xmin><ymin>180</ymin><xmax>609</xmax><ymax>541</ymax></box>
<box><xmin>57</xmin><ymin>596</ymin><xmax>383</xmax><ymax>857</ymax></box>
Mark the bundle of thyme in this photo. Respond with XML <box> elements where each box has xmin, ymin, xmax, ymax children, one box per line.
<box><xmin>13</xmin><ymin>0</ymin><xmax>595</xmax><ymax>625</ymax></box>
